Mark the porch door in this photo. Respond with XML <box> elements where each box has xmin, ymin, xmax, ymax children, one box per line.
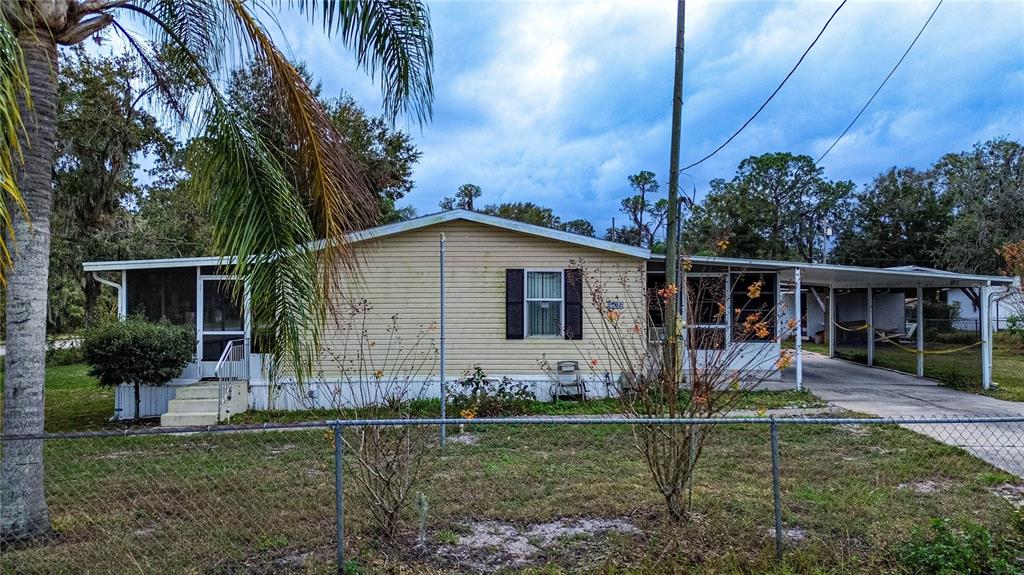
<box><xmin>199</xmin><ymin>278</ymin><xmax>245</xmax><ymax>379</ymax></box>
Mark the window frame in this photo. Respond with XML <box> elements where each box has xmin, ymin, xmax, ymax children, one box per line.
<box><xmin>524</xmin><ymin>269</ymin><xmax>565</xmax><ymax>339</ymax></box>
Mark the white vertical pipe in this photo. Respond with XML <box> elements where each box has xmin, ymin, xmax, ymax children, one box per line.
<box><xmin>196</xmin><ymin>266</ymin><xmax>203</xmax><ymax>378</ymax></box>
<box><xmin>794</xmin><ymin>268</ymin><xmax>802</xmax><ymax>391</ymax></box>
<box><xmin>828</xmin><ymin>285</ymin><xmax>836</xmax><ymax>359</ymax></box>
<box><xmin>916</xmin><ymin>285</ymin><xmax>925</xmax><ymax>377</ymax></box>
<box><xmin>439</xmin><ymin>233</ymin><xmax>447</xmax><ymax>446</ymax></box>
<box><xmin>119</xmin><ymin>270</ymin><xmax>127</xmax><ymax>318</ymax></box>
<box><xmin>866</xmin><ymin>287</ymin><xmax>874</xmax><ymax>367</ymax></box>
<box><xmin>981</xmin><ymin>282</ymin><xmax>992</xmax><ymax>390</ymax></box>
<box><xmin>243</xmin><ymin>280</ymin><xmax>252</xmax><ymax>382</ymax></box>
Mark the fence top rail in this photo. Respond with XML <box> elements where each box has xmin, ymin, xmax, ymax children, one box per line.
<box><xmin>5</xmin><ymin>414</ymin><xmax>1024</xmax><ymax>441</ymax></box>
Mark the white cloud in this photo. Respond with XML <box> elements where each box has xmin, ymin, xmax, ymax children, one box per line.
<box><xmin>276</xmin><ymin>0</ymin><xmax>1022</xmax><ymax>231</ymax></box>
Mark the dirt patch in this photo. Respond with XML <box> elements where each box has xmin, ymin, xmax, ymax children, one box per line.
<box><xmin>898</xmin><ymin>479</ymin><xmax>950</xmax><ymax>494</ymax></box>
<box><xmin>432</xmin><ymin>517</ymin><xmax>640</xmax><ymax>572</ymax></box>
<box><xmin>991</xmin><ymin>482</ymin><xmax>1024</xmax><ymax>507</ymax></box>
<box><xmin>764</xmin><ymin>525</ymin><xmax>807</xmax><ymax>544</ymax></box>
<box><xmin>447</xmin><ymin>434</ymin><xmax>479</xmax><ymax>446</ymax></box>
<box><xmin>841</xmin><ymin>424</ymin><xmax>869</xmax><ymax>436</ymax></box>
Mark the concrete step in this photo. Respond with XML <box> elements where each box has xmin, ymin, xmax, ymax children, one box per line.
<box><xmin>167</xmin><ymin>398</ymin><xmax>219</xmax><ymax>414</ymax></box>
<box><xmin>174</xmin><ymin>385</ymin><xmax>221</xmax><ymax>400</ymax></box>
<box><xmin>160</xmin><ymin>411</ymin><xmax>219</xmax><ymax>427</ymax></box>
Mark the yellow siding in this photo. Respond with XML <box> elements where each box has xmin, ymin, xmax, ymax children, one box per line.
<box><xmin>320</xmin><ymin>220</ymin><xmax>647</xmax><ymax>378</ymax></box>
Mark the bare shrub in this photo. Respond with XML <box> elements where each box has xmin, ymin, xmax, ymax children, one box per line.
<box><xmin>309</xmin><ymin>300</ymin><xmax>439</xmax><ymax>539</ymax></box>
<box><xmin>559</xmin><ymin>259</ymin><xmax>793</xmax><ymax>520</ymax></box>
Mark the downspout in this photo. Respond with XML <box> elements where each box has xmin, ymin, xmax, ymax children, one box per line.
<box><xmin>92</xmin><ymin>272</ymin><xmax>125</xmax><ymax>318</ymax></box>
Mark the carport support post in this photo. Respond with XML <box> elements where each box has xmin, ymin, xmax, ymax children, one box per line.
<box><xmin>794</xmin><ymin>269</ymin><xmax>802</xmax><ymax>391</ymax></box>
<box><xmin>828</xmin><ymin>285</ymin><xmax>836</xmax><ymax>359</ymax></box>
<box><xmin>916</xmin><ymin>286</ymin><xmax>925</xmax><ymax>377</ymax></box>
<box><xmin>867</xmin><ymin>288</ymin><xmax>875</xmax><ymax>367</ymax></box>
<box><xmin>981</xmin><ymin>282</ymin><xmax>992</xmax><ymax>390</ymax></box>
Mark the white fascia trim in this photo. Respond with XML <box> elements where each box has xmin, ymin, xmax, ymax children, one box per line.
<box><xmin>83</xmin><ymin>255</ymin><xmax>235</xmax><ymax>272</ymax></box>
<box><xmin>650</xmin><ymin>254</ymin><xmax>1013</xmax><ymax>285</ymax></box>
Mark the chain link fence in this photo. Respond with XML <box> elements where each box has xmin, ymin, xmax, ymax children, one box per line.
<box><xmin>4</xmin><ymin>416</ymin><xmax>1024</xmax><ymax>573</ymax></box>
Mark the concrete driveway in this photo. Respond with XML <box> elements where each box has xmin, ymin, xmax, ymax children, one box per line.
<box><xmin>781</xmin><ymin>353</ymin><xmax>1024</xmax><ymax>477</ymax></box>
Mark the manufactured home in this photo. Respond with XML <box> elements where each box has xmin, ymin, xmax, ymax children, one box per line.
<box><xmin>84</xmin><ymin>210</ymin><xmax>1014</xmax><ymax>425</ymax></box>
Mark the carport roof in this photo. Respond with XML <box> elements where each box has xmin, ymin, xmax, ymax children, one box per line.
<box><xmin>650</xmin><ymin>254</ymin><xmax>1013</xmax><ymax>288</ymax></box>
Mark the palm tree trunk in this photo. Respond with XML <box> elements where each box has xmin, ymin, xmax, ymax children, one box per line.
<box><xmin>1</xmin><ymin>30</ymin><xmax>58</xmax><ymax>542</ymax></box>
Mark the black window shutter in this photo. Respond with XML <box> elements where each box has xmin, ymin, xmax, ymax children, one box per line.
<box><xmin>564</xmin><ymin>268</ymin><xmax>583</xmax><ymax>340</ymax></box>
<box><xmin>506</xmin><ymin>269</ymin><xmax>525</xmax><ymax>339</ymax></box>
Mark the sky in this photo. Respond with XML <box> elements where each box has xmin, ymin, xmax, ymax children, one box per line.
<box><xmin>274</xmin><ymin>1</ymin><xmax>1022</xmax><ymax>235</ymax></box>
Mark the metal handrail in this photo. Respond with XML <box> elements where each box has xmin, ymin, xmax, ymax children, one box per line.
<box><xmin>214</xmin><ymin>338</ymin><xmax>246</xmax><ymax>422</ymax></box>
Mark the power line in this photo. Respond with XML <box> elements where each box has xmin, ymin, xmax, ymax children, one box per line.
<box><xmin>816</xmin><ymin>0</ymin><xmax>944</xmax><ymax>164</ymax></box>
<box><xmin>679</xmin><ymin>0</ymin><xmax>848</xmax><ymax>172</ymax></box>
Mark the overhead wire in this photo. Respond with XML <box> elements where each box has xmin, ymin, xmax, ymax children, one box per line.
<box><xmin>679</xmin><ymin>0</ymin><xmax>848</xmax><ymax>172</ymax></box>
<box><xmin>815</xmin><ymin>0</ymin><xmax>945</xmax><ymax>164</ymax></box>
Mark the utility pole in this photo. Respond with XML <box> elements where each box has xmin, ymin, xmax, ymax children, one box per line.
<box><xmin>663</xmin><ymin>0</ymin><xmax>686</xmax><ymax>380</ymax></box>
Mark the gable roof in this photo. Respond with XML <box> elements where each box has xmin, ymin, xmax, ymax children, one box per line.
<box><xmin>84</xmin><ymin>210</ymin><xmax>649</xmax><ymax>272</ymax></box>
<box><xmin>342</xmin><ymin>209</ymin><xmax>650</xmax><ymax>258</ymax></box>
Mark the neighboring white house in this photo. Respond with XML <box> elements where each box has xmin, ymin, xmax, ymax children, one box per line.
<box><xmin>946</xmin><ymin>279</ymin><xmax>1023</xmax><ymax>332</ymax></box>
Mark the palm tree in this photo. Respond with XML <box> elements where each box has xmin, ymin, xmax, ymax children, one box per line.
<box><xmin>0</xmin><ymin>0</ymin><xmax>433</xmax><ymax>541</ymax></box>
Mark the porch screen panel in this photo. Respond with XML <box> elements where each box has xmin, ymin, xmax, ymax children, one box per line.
<box><xmin>126</xmin><ymin>267</ymin><xmax>197</xmax><ymax>325</ymax></box>
<box><xmin>203</xmin><ymin>281</ymin><xmax>244</xmax><ymax>332</ymax></box>
<box><xmin>731</xmin><ymin>273</ymin><xmax>777</xmax><ymax>341</ymax></box>
<box><xmin>686</xmin><ymin>275</ymin><xmax>727</xmax><ymax>350</ymax></box>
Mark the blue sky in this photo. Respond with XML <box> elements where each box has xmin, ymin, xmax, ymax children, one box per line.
<box><xmin>275</xmin><ymin>1</ymin><xmax>1022</xmax><ymax>235</ymax></box>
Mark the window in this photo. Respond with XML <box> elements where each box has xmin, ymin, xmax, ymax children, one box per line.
<box><xmin>526</xmin><ymin>271</ymin><xmax>563</xmax><ymax>337</ymax></box>
<box><xmin>686</xmin><ymin>275</ymin><xmax>727</xmax><ymax>349</ymax></box>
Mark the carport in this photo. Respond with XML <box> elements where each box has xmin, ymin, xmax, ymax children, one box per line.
<box><xmin>651</xmin><ymin>256</ymin><xmax>1015</xmax><ymax>391</ymax></box>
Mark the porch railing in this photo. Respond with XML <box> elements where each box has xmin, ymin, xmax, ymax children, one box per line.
<box><xmin>214</xmin><ymin>338</ymin><xmax>248</xmax><ymax>422</ymax></box>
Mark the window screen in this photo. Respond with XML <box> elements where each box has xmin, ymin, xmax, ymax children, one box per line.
<box><xmin>126</xmin><ymin>267</ymin><xmax>197</xmax><ymax>325</ymax></box>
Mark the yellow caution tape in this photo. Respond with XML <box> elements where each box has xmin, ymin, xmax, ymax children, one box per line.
<box><xmin>829</xmin><ymin>320</ymin><xmax>982</xmax><ymax>355</ymax></box>
<box><xmin>871</xmin><ymin>330</ymin><xmax>982</xmax><ymax>356</ymax></box>
<box><xmin>831</xmin><ymin>321</ymin><xmax>870</xmax><ymax>332</ymax></box>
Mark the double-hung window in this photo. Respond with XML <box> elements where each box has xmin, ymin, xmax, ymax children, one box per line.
<box><xmin>526</xmin><ymin>271</ymin><xmax>563</xmax><ymax>337</ymax></box>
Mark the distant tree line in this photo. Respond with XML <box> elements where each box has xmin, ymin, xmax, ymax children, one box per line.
<box><xmin>31</xmin><ymin>48</ymin><xmax>1023</xmax><ymax>336</ymax></box>
<box><xmin>679</xmin><ymin>140</ymin><xmax>1024</xmax><ymax>276</ymax></box>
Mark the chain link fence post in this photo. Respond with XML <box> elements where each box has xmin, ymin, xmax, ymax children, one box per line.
<box><xmin>770</xmin><ymin>416</ymin><xmax>783</xmax><ymax>561</ymax></box>
<box><xmin>333</xmin><ymin>423</ymin><xmax>345</xmax><ymax>574</ymax></box>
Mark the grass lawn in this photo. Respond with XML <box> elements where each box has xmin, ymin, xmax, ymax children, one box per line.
<box><xmin>791</xmin><ymin>339</ymin><xmax>1024</xmax><ymax>402</ymax></box>
<box><xmin>0</xmin><ymin>364</ymin><xmax>114</xmax><ymax>432</ymax></box>
<box><xmin>2</xmin><ymin>418</ymin><xmax>1021</xmax><ymax>573</ymax></box>
<box><xmin>230</xmin><ymin>389</ymin><xmax>827</xmax><ymax>425</ymax></box>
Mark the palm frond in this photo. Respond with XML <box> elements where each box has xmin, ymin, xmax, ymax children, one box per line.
<box><xmin>0</xmin><ymin>16</ymin><xmax>30</xmax><ymax>286</ymax></box>
<box><xmin>227</xmin><ymin>0</ymin><xmax>378</xmax><ymax>303</ymax></box>
<box><xmin>116</xmin><ymin>0</ymin><xmax>433</xmax><ymax>383</ymax></box>
<box><xmin>281</xmin><ymin>0</ymin><xmax>434</xmax><ymax>125</ymax></box>
<box><xmin>193</xmin><ymin>103</ymin><xmax>324</xmax><ymax>383</ymax></box>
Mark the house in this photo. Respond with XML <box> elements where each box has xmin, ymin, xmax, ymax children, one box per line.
<box><xmin>84</xmin><ymin>210</ymin><xmax>1014</xmax><ymax>424</ymax></box>
<box><xmin>945</xmin><ymin>278</ymin><xmax>1022</xmax><ymax>332</ymax></box>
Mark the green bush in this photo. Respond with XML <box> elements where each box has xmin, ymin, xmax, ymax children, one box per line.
<box><xmin>448</xmin><ymin>365</ymin><xmax>536</xmax><ymax>417</ymax></box>
<box><xmin>897</xmin><ymin>518</ymin><xmax>1022</xmax><ymax>575</ymax></box>
<box><xmin>82</xmin><ymin>315</ymin><xmax>195</xmax><ymax>387</ymax></box>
